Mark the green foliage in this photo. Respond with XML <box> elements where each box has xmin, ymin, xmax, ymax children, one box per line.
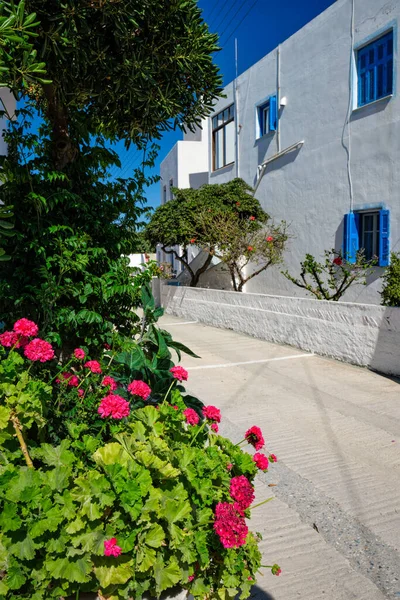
<box><xmin>146</xmin><ymin>178</ymin><xmax>280</xmax><ymax>288</ymax></box>
<box><xmin>0</xmin><ymin>204</ymin><xmax>14</xmax><ymax>262</ymax></box>
<box><xmin>0</xmin><ymin>307</ymin><xmax>278</xmax><ymax>598</ymax></box>
<box><xmin>283</xmin><ymin>250</ymin><xmax>375</xmax><ymax>301</ymax></box>
<box><xmin>381</xmin><ymin>252</ymin><xmax>400</xmax><ymax>307</ymax></box>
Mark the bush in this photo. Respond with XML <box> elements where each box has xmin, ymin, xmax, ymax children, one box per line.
<box><xmin>381</xmin><ymin>252</ymin><xmax>400</xmax><ymax>307</ymax></box>
<box><xmin>0</xmin><ymin>289</ymin><xmax>280</xmax><ymax>599</ymax></box>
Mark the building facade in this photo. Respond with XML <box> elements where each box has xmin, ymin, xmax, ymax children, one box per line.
<box><xmin>159</xmin><ymin>0</ymin><xmax>399</xmax><ymax>303</ymax></box>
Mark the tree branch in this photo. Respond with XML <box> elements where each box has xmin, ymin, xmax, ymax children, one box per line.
<box><xmin>11</xmin><ymin>413</ymin><xmax>33</xmax><ymax>468</ymax></box>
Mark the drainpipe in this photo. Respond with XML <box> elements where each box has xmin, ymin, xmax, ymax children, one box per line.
<box><xmin>277</xmin><ymin>44</ymin><xmax>281</xmax><ymax>153</ymax></box>
<box><xmin>234</xmin><ymin>38</ymin><xmax>240</xmax><ymax>178</ymax></box>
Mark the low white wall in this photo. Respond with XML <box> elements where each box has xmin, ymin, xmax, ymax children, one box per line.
<box><xmin>161</xmin><ymin>286</ymin><xmax>400</xmax><ymax>376</ymax></box>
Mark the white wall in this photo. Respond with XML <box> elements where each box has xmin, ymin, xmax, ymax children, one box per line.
<box><xmin>162</xmin><ymin>286</ymin><xmax>400</xmax><ymax>377</ymax></box>
<box><xmin>207</xmin><ymin>0</ymin><xmax>400</xmax><ymax>305</ymax></box>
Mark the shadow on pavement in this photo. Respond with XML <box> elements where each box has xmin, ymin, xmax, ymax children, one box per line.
<box><xmin>248</xmin><ymin>585</ymin><xmax>276</xmax><ymax>600</ymax></box>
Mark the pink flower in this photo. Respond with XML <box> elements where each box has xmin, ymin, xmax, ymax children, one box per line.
<box><xmin>269</xmin><ymin>453</ymin><xmax>278</xmax><ymax>463</ymax></box>
<box><xmin>229</xmin><ymin>475</ymin><xmax>255</xmax><ymax>513</ymax></box>
<box><xmin>190</xmin><ymin>238</ymin><xmax>196</xmax><ymax>244</ymax></box>
<box><xmin>104</xmin><ymin>538</ymin><xmax>122</xmax><ymax>557</ymax></box>
<box><xmin>266</xmin><ymin>236</ymin><xmax>274</xmax><ymax>242</ymax></box>
<box><xmin>211</xmin><ymin>423</ymin><xmax>219</xmax><ymax>433</ymax></box>
<box><xmin>227</xmin><ymin>463</ymin><xmax>233</xmax><ymax>471</ymax></box>
<box><xmin>183</xmin><ymin>407</ymin><xmax>200</xmax><ymax>426</ymax></box>
<box><xmin>333</xmin><ymin>256</ymin><xmax>343</xmax><ymax>266</ymax></box>
<box><xmin>57</xmin><ymin>372</ymin><xmax>79</xmax><ymax>387</ymax></box>
<box><xmin>188</xmin><ymin>575</ymin><xmax>195</xmax><ymax>582</ymax></box>
<box><xmin>202</xmin><ymin>405</ymin><xmax>221</xmax><ymax>423</ymax></box>
<box><xmin>249</xmin><ymin>216</ymin><xmax>256</xmax><ymax>221</ymax></box>
<box><xmin>245</xmin><ymin>426</ymin><xmax>265</xmax><ymax>451</ymax></box>
<box><xmin>253</xmin><ymin>452</ymin><xmax>269</xmax><ymax>471</ymax></box>
<box><xmin>247</xmin><ymin>246</ymin><xmax>254</xmax><ymax>252</ymax></box>
<box><xmin>13</xmin><ymin>318</ymin><xmax>38</xmax><ymax>337</ymax></box>
<box><xmin>77</xmin><ymin>388</ymin><xmax>84</xmax><ymax>397</ymax></box>
<box><xmin>0</xmin><ymin>331</ymin><xmax>19</xmax><ymax>347</ymax></box>
<box><xmin>84</xmin><ymin>360</ymin><xmax>102</xmax><ymax>374</ymax></box>
<box><xmin>74</xmin><ymin>348</ymin><xmax>85</xmax><ymax>360</ymax></box>
<box><xmin>271</xmin><ymin>564</ymin><xmax>282</xmax><ymax>576</ymax></box>
<box><xmin>127</xmin><ymin>380</ymin><xmax>151</xmax><ymax>400</ymax></box>
<box><xmin>24</xmin><ymin>338</ymin><xmax>54</xmax><ymax>362</ymax></box>
<box><xmin>98</xmin><ymin>394</ymin><xmax>130</xmax><ymax>419</ymax></box>
<box><xmin>213</xmin><ymin>502</ymin><xmax>248</xmax><ymax>548</ymax></box>
<box><xmin>170</xmin><ymin>365</ymin><xmax>188</xmax><ymax>381</ymax></box>
<box><xmin>102</xmin><ymin>376</ymin><xmax>118</xmax><ymax>391</ymax></box>
<box><xmin>172</xmin><ymin>405</ymin><xmax>179</xmax><ymax>410</ymax></box>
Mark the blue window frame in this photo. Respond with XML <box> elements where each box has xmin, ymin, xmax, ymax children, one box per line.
<box><xmin>343</xmin><ymin>210</ymin><xmax>390</xmax><ymax>266</ymax></box>
<box><xmin>256</xmin><ymin>95</ymin><xmax>277</xmax><ymax>138</ymax></box>
<box><xmin>357</xmin><ymin>30</ymin><xmax>394</xmax><ymax>107</ymax></box>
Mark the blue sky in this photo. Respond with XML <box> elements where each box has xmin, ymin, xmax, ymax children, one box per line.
<box><xmin>123</xmin><ymin>0</ymin><xmax>336</xmax><ymax>211</ymax></box>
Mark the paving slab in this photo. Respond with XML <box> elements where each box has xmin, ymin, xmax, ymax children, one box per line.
<box><xmin>160</xmin><ymin>313</ymin><xmax>400</xmax><ymax>600</ymax></box>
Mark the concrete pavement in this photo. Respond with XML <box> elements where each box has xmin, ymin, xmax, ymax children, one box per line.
<box><xmin>160</xmin><ymin>314</ymin><xmax>400</xmax><ymax>600</ymax></box>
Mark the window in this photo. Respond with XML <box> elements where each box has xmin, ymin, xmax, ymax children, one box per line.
<box><xmin>169</xmin><ymin>178</ymin><xmax>174</xmax><ymax>200</ymax></box>
<box><xmin>162</xmin><ymin>185</ymin><xmax>167</xmax><ymax>204</ymax></box>
<box><xmin>357</xmin><ymin>30</ymin><xmax>393</xmax><ymax>107</ymax></box>
<box><xmin>212</xmin><ymin>104</ymin><xmax>235</xmax><ymax>170</ymax></box>
<box><xmin>256</xmin><ymin>96</ymin><xmax>277</xmax><ymax>138</ymax></box>
<box><xmin>343</xmin><ymin>210</ymin><xmax>390</xmax><ymax>266</ymax></box>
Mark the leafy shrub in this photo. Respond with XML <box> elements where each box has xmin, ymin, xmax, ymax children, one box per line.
<box><xmin>283</xmin><ymin>249</ymin><xmax>375</xmax><ymax>301</ymax></box>
<box><xmin>0</xmin><ymin>292</ymin><xmax>280</xmax><ymax>599</ymax></box>
<box><xmin>381</xmin><ymin>252</ymin><xmax>400</xmax><ymax>307</ymax></box>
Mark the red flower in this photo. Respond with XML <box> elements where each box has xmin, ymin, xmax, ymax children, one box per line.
<box><xmin>227</xmin><ymin>463</ymin><xmax>233</xmax><ymax>471</ymax></box>
<box><xmin>253</xmin><ymin>452</ymin><xmax>269</xmax><ymax>471</ymax></box>
<box><xmin>172</xmin><ymin>405</ymin><xmax>179</xmax><ymax>410</ymax></box>
<box><xmin>170</xmin><ymin>366</ymin><xmax>188</xmax><ymax>381</ymax></box>
<box><xmin>333</xmin><ymin>256</ymin><xmax>343</xmax><ymax>266</ymax></box>
<box><xmin>77</xmin><ymin>388</ymin><xmax>84</xmax><ymax>398</ymax></box>
<box><xmin>74</xmin><ymin>348</ymin><xmax>85</xmax><ymax>360</ymax></box>
<box><xmin>211</xmin><ymin>423</ymin><xmax>219</xmax><ymax>433</ymax></box>
<box><xmin>266</xmin><ymin>236</ymin><xmax>274</xmax><ymax>242</ymax></box>
<box><xmin>102</xmin><ymin>376</ymin><xmax>118</xmax><ymax>391</ymax></box>
<box><xmin>57</xmin><ymin>372</ymin><xmax>79</xmax><ymax>387</ymax></box>
<box><xmin>247</xmin><ymin>246</ymin><xmax>254</xmax><ymax>252</ymax></box>
<box><xmin>202</xmin><ymin>405</ymin><xmax>221</xmax><ymax>423</ymax></box>
<box><xmin>190</xmin><ymin>238</ymin><xmax>196</xmax><ymax>244</ymax></box>
<box><xmin>249</xmin><ymin>216</ymin><xmax>256</xmax><ymax>221</ymax></box>
<box><xmin>24</xmin><ymin>338</ymin><xmax>54</xmax><ymax>362</ymax></box>
<box><xmin>244</xmin><ymin>426</ymin><xmax>265</xmax><ymax>451</ymax></box>
<box><xmin>271</xmin><ymin>564</ymin><xmax>282</xmax><ymax>576</ymax></box>
<box><xmin>104</xmin><ymin>538</ymin><xmax>122</xmax><ymax>557</ymax></box>
<box><xmin>183</xmin><ymin>407</ymin><xmax>199</xmax><ymax>425</ymax></box>
<box><xmin>213</xmin><ymin>502</ymin><xmax>248</xmax><ymax>548</ymax></box>
<box><xmin>269</xmin><ymin>453</ymin><xmax>278</xmax><ymax>463</ymax></box>
<box><xmin>0</xmin><ymin>331</ymin><xmax>19</xmax><ymax>347</ymax></box>
<box><xmin>98</xmin><ymin>394</ymin><xmax>130</xmax><ymax>419</ymax></box>
<box><xmin>84</xmin><ymin>360</ymin><xmax>102</xmax><ymax>374</ymax></box>
<box><xmin>229</xmin><ymin>475</ymin><xmax>255</xmax><ymax>513</ymax></box>
<box><xmin>13</xmin><ymin>318</ymin><xmax>38</xmax><ymax>338</ymax></box>
<box><xmin>236</xmin><ymin>202</ymin><xmax>240</xmax><ymax>206</ymax></box>
<box><xmin>188</xmin><ymin>575</ymin><xmax>195</xmax><ymax>582</ymax></box>
<box><xmin>104</xmin><ymin>343</ymin><xmax>111</xmax><ymax>350</ymax></box>
<box><xmin>127</xmin><ymin>380</ymin><xmax>151</xmax><ymax>400</ymax></box>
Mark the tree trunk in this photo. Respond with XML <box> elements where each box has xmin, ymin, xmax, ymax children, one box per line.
<box><xmin>189</xmin><ymin>252</ymin><xmax>213</xmax><ymax>287</ymax></box>
<box><xmin>43</xmin><ymin>84</ymin><xmax>78</xmax><ymax>169</ymax></box>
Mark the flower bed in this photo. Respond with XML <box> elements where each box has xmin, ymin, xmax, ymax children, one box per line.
<box><xmin>0</xmin><ymin>295</ymin><xmax>279</xmax><ymax>600</ymax></box>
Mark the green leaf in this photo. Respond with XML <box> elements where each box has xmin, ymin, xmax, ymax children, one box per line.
<box><xmin>136</xmin><ymin>545</ymin><xmax>156</xmax><ymax>572</ymax></box>
<box><xmin>46</xmin><ymin>555</ymin><xmax>92</xmax><ymax>583</ymax></box>
<box><xmin>154</xmin><ymin>555</ymin><xmax>181</xmax><ymax>594</ymax></box>
<box><xmin>5</xmin><ymin>563</ymin><xmax>26</xmax><ymax>590</ymax></box>
<box><xmin>0</xmin><ymin>503</ymin><xmax>21</xmax><ymax>531</ymax></box>
<box><xmin>93</xmin><ymin>442</ymin><xmax>130</xmax><ymax>467</ymax></box>
<box><xmin>144</xmin><ymin>524</ymin><xmax>165</xmax><ymax>548</ymax></box>
<box><xmin>34</xmin><ymin>440</ymin><xmax>75</xmax><ymax>467</ymax></box>
<box><xmin>163</xmin><ymin>498</ymin><xmax>192</xmax><ymax>524</ymax></box>
<box><xmin>94</xmin><ymin>558</ymin><xmax>134</xmax><ymax>588</ymax></box>
<box><xmin>10</xmin><ymin>534</ymin><xmax>36</xmax><ymax>560</ymax></box>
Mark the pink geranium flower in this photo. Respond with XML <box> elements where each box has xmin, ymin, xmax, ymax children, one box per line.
<box><xmin>271</xmin><ymin>564</ymin><xmax>282</xmax><ymax>576</ymax></box>
<box><xmin>84</xmin><ymin>360</ymin><xmax>102</xmax><ymax>374</ymax></box>
<box><xmin>56</xmin><ymin>372</ymin><xmax>79</xmax><ymax>387</ymax></box>
<box><xmin>244</xmin><ymin>426</ymin><xmax>265</xmax><ymax>451</ymax></box>
<box><xmin>73</xmin><ymin>348</ymin><xmax>85</xmax><ymax>360</ymax></box>
<box><xmin>102</xmin><ymin>376</ymin><xmax>118</xmax><ymax>391</ymax></box>
<box><xmin>0</xmin><ymin>331</ymin><xmax>19</xmax><ymax>347</ymax></box>
<box><xmin>202</xmin><ymin>405</ymin><xmax>221</xmax><ymax>423</ymax></box>
<box><xmin>266</xmin><ymin>236</ymin><xmax>274</xmax><ymax>242</ymax></box>
<box><xmin>269</xmin><ymin>453</ymin><xmax>278</xmax><ymax>463</ymax></box>
<box><xmin>211</xmin><ymin>423</ymin><xmax>219</xmax><ymax>433</ymax></box>
<box><xmin>183</xmin><ymin>407</ymin><xmax>199</xmax><ymax>426</ymax></box>
<box><xmin>127</xmin><ymin>380</ymin><xmax>151</xmax><ymax>400</ymax></box>
<box><xmin>13</xmin><ymin>318</ymin><xmax>38</xmax><ymax>337</ymax></box>
<box><xmin>253</xmin><ymin>452</ymin><xmax>269</xmax><ymax>471</ymax></box>
<box><xmin>24</xmin><ymin>338</ymin><xmax>54</xmax><ymax>362</ymax></box>
<box><xmin>104</xmin><ymin>538</ymin><xmax>122</xmax><ymax>557</ymax></box>
<box><xmin>213</xmin><ymin>502</ymin><xmax>248</xmax><ymax>548</ymax></box>
<box><xmin>77</xmin><ymin>388</ymin><xmax>84</xmax><ymax>398</ymax></box>
<box><xmin>227</xmin><ymin>463</ymin><xmax>233</xmax><ymax>471</ymax></box>
<box><xmin>98</xmin><ymin>394</ymin><xmax>130</xmax><ymax>419</ymax></box>
<box><xmin>170</xmin><ymin>366</ymin><xmax>188</xmax><ymax>381</ymax></box>
<box><xmin>229</xmin><ymin>475</ymin><xmax>255</xmax><ymax>513</ymax></box>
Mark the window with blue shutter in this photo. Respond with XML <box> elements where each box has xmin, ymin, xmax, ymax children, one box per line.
<box><xmin>343</xmin><ymin>210</ymin><xmax>390</xmax><ymax>265</ymax></box>
<box><xmin>256</xmin><ymin>95</ymin><xmax>277</xmax><ymax>138</ymax></box>
<box><xmin>343</xmin><ymin>212</ymin><xmax>360</xmax><ymax>263</ymax></box>
<box><xmin>357</xmin><ymin>30</ymin><xmax>394</xmax><ymax>107</ymax></box>
<box><xmin>379</xmin><ymin>209</ymin><xmax>390</xmax><ymax>266</ymax></box>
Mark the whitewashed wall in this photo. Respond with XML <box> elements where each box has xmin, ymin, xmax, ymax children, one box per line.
<box><xmin>161</xmin><ymin>286</ymin><xmax>400</xmax><ymax>376</ymax></box>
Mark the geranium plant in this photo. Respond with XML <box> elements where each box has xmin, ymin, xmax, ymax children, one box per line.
<box><xmin>0</xmin><ymin>298</ymin><xmax>280</xmax><ymax>599</ymax></box>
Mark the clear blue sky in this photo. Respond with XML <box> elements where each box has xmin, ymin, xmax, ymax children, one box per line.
<box><xmin>123</xmin><ymin>0</ymin><xmax>336</xmax><ymax>211</ymax></box>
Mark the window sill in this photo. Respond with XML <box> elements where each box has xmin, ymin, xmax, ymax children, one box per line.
<box><xmin>211</xmin><ymin>162</ymin><xmax>235</xmax><ymax>175</ymax></box>
<box><xmin>352</xmin><ymin>94</ymin><xmax>393</xmax><ymax>114</ymax></box>
<box><xmin>256</xmin><ymin>131</ymin><xmax>275</xmax><ymax>142</ymax></box>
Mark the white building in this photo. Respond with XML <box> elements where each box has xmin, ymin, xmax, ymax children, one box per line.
<box><xmin>159</xmin><ymin>0</ymin><xmax>399</xmax><ymax>303</ymax></box>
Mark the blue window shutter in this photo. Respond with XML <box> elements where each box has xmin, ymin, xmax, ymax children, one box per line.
<box><xmin>379</xmin><ymin>209</ymin><xmax>390</xmax><ymax>266</ymax></box>
<box><xmin>343</xmin><ymin>213</ymin><xmax>359</xmax><ymax>263</ymax></box>
<box><xmin>269</xmin><ymin>95</ymin><xmax>277</xmax><ymax>131</ymax></box>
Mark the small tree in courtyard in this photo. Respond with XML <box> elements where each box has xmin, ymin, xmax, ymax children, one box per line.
<box><xmin>381</xmin><ymin>252</ymin><xmax>400</xmax><ymax>307</ymax></box>
<box><xmin>283</xmin><ymin>250</ymin><xmax>375</xmax><ymax>301</ymax></box>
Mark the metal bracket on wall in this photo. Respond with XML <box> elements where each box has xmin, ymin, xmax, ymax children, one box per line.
<box><xmin>254</xmin><ymin>140</ymin><xmax>305</xmax><ymax>194</ymax></box>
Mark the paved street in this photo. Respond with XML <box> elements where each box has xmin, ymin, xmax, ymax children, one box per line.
<box><xmin>160</xmin><ymin>314</ymin><xmax>400</xmax><ymax>600</ymax></box>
